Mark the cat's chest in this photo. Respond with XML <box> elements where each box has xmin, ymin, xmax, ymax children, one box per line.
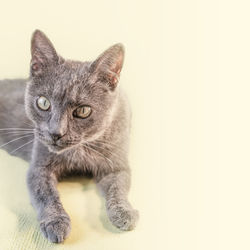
<box><xmin>59</xmin><ymin>144</ymin><xmax>110</xmax><ymax>175</ymax></box>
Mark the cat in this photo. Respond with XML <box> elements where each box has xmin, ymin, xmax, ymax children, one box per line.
<box><xmin>0</xmin><ymin>30</ymin><xmax>139</xmax><ymax>243</ymax></box>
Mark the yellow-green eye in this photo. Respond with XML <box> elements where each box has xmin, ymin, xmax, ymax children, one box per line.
<box><xmin>37</xmin><ymin>96</ymin><xmax>50</xmax><ymax>111</ymax></box>
<box><xmin>73</xmin><ymin>106</ymin><xmax>92</xmax><ymax>119</ymax></box>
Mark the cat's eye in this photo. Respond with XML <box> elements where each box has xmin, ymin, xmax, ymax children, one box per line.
<box><xmin>37</xmin><ymin>96</ymin><xmax>51</xmax><ymax>111</ymax></box>
<box><xmin>73</xmin><ymin>106</ymin><xmax>92</xmax><ymax>119</ymax></box>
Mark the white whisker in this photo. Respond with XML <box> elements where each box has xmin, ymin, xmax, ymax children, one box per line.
<box><xmin>0</xmin><ymin>131</ymin><xmax>34</xmax><ymax>136</ymax></box>
<box><xmin>10</xmin><ymin>139</ymin><xmax>34</xmax><ymax>154</ymax></box>
<box><xmin>82</xmin><ymin>143</ymin><xmax>114</xmax><ymax>169</ymax></box>
<box><xmin>94</xmin><ymin>139</ymin><xmax>119</xmax><ymax>147</ymax></box>
<box><xmin>0</xmin><ymin>128</ymin><xmax>34</xmax><ymax>131</ymax></box>
<box><xmin>87</xmin><ymin>141</ymin><xmax>127</xmax><ymax>167</ymax></box>
<box><xmin>92</xmin><ymin>140</ymin><xmax>126</xmax><ymax>154</ymax></box>
<box><xmin>0</xmin><ymin>134</ymin><xmax>34</xmax><ymax>149</ymax></box>
<box><xmin>22</xmin><ymin>121</ymin><xmax>34</xmax><ymax>128</ymax></box>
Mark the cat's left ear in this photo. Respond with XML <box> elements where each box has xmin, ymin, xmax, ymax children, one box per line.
<box><xmin>30</xmin><ymin>30</ymin><xmax>59</xmax><ymax>77</ymax></box>
<box><xmin>90</xmin><ymin>43</ymin><xmax>125</xmax><ymax>90</ymax></box>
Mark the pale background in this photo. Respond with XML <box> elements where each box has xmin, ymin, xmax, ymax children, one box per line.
<box><xmin>0</xmin><ymin>0</ymin><xmax>250</xmax><ymax>250</ymax></box>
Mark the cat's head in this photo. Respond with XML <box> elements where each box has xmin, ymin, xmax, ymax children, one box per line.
<box><xmin>25</xmin><ymin>30</ymin><xmax>124</xmax><ymax>153</ymax></box>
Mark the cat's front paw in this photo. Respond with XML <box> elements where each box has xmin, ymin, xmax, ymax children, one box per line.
<box><xmin>107</xmin><ymin>203</ymin><xmax>139</xmax><ymax>231</ymax></box>
<box><xmin>40</xmin><ymin>215</ymin><xmax>71</xmax><ymax>243</ymax></box>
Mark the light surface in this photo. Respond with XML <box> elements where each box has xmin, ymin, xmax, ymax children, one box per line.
<box><xmin>0</xmin><ymin>0</ymin><xmax>250</xmax><ymax>249</ymax></box>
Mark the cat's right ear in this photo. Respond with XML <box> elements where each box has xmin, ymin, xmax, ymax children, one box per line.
<box><xmin>30</xmin><ymin>30</ymin><xmax>59</xmax><ymax>77</ymax></box>
<box><xmin>89</xmin><ymin>43</ymin><xmax>125</xmax><ymax>90</ymax></box>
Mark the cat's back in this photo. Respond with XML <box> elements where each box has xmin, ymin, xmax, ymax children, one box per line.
<box><xmin>0</xmin><ymin>78</ymin><xmax>27</xmax><ymax>99</ymax></box>
<box><xmin>0</xmin><ymin>78</ymin><xmax>29</xmax><ymax>124</ymax></box>
<box><xmin>0</xmin><ymin>78</ymin><xmax>34</xmax><ymax>161</ymax></box>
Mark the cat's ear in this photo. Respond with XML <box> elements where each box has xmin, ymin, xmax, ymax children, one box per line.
<box><xmin>90</xmin><ymin>43</ymin><xmax>125</xmax><ymax>90</ymax></box>
<box><xmin>30</xmin><ymin>30</ymin><xmax>59</xmax><ymax>77</ymax></box>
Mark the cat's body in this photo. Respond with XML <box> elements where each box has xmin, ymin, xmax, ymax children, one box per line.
<box><xmin>0</xmin><ymin>30</ymin><xmax>138</xmax><ymax>243</ymax></box>
<box><xmin>0</xmin><ymin>79</ymin><xmax>33</xmax><ymax>160</ymax></box>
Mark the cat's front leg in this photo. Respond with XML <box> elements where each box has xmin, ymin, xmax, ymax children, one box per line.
<box><xmin>95</xmin><ymin>170</ymin><xmax>139</xmax><ymax>231</ymax></box>
<box><xmin>27</xmin><ymin>162</ymin><xmax>71</xmax><ymax>243</ymax></box>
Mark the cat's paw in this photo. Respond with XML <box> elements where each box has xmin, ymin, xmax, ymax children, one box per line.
<box><xmin>107</xmin><ymin>203</ymin><xmax>139</xmax><ymax>231</ymax></box>
<box><xmin>40</xmin><ymin>215</ymin><xmax>71</xmax><ymax>243</ymax></box>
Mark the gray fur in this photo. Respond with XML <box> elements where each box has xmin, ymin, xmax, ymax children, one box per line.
<box><xmin>0</xmin><ymin>30</ymin><xmax>138</xmax><ymax>243</ymax></box>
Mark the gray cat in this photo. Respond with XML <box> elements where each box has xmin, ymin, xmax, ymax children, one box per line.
<box><xmin>0</xmin><ymin>30</ymin><xmax>139</xmax><ymax>243</ymax></box>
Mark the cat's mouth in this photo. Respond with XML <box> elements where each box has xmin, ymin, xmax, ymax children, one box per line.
<box><xmin>47</xmin><ymin>143</ymin><xmax>67</xmax><ymax>153</ymax></box>
<box><xmin>36</xmin><ymin>131</ymin><xmax>77</xmax><ymax>153</ymax></box>
<box><xmin>50</xmin><ymin>143</ymin><xmax>64</xmax><ymax>149</ymax></box>
<box><xmin>46</xmin><ymin>140</ymin><xmax>78</xmax><ymax>153</ymax></box>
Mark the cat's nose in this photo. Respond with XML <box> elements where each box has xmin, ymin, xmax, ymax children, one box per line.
<box><xmin>49</xmin><ymin>133</ymin><xmax>63</xmax><ymax>142</ymax></box>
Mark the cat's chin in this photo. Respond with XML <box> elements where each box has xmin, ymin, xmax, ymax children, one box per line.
<box><xmin>45</xmin><ymin>143</ymin><xmax>74</xmax><ymax>154</ymax></box>
<box><xmin>48</xmin><ymin>144</ymin><xmax>64</xmax><ymax>152</ymax></box>
<box><xmin>47</xmin><ymin>145</ymin><xmax>69</xmax><ymax>154</ymax></box>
